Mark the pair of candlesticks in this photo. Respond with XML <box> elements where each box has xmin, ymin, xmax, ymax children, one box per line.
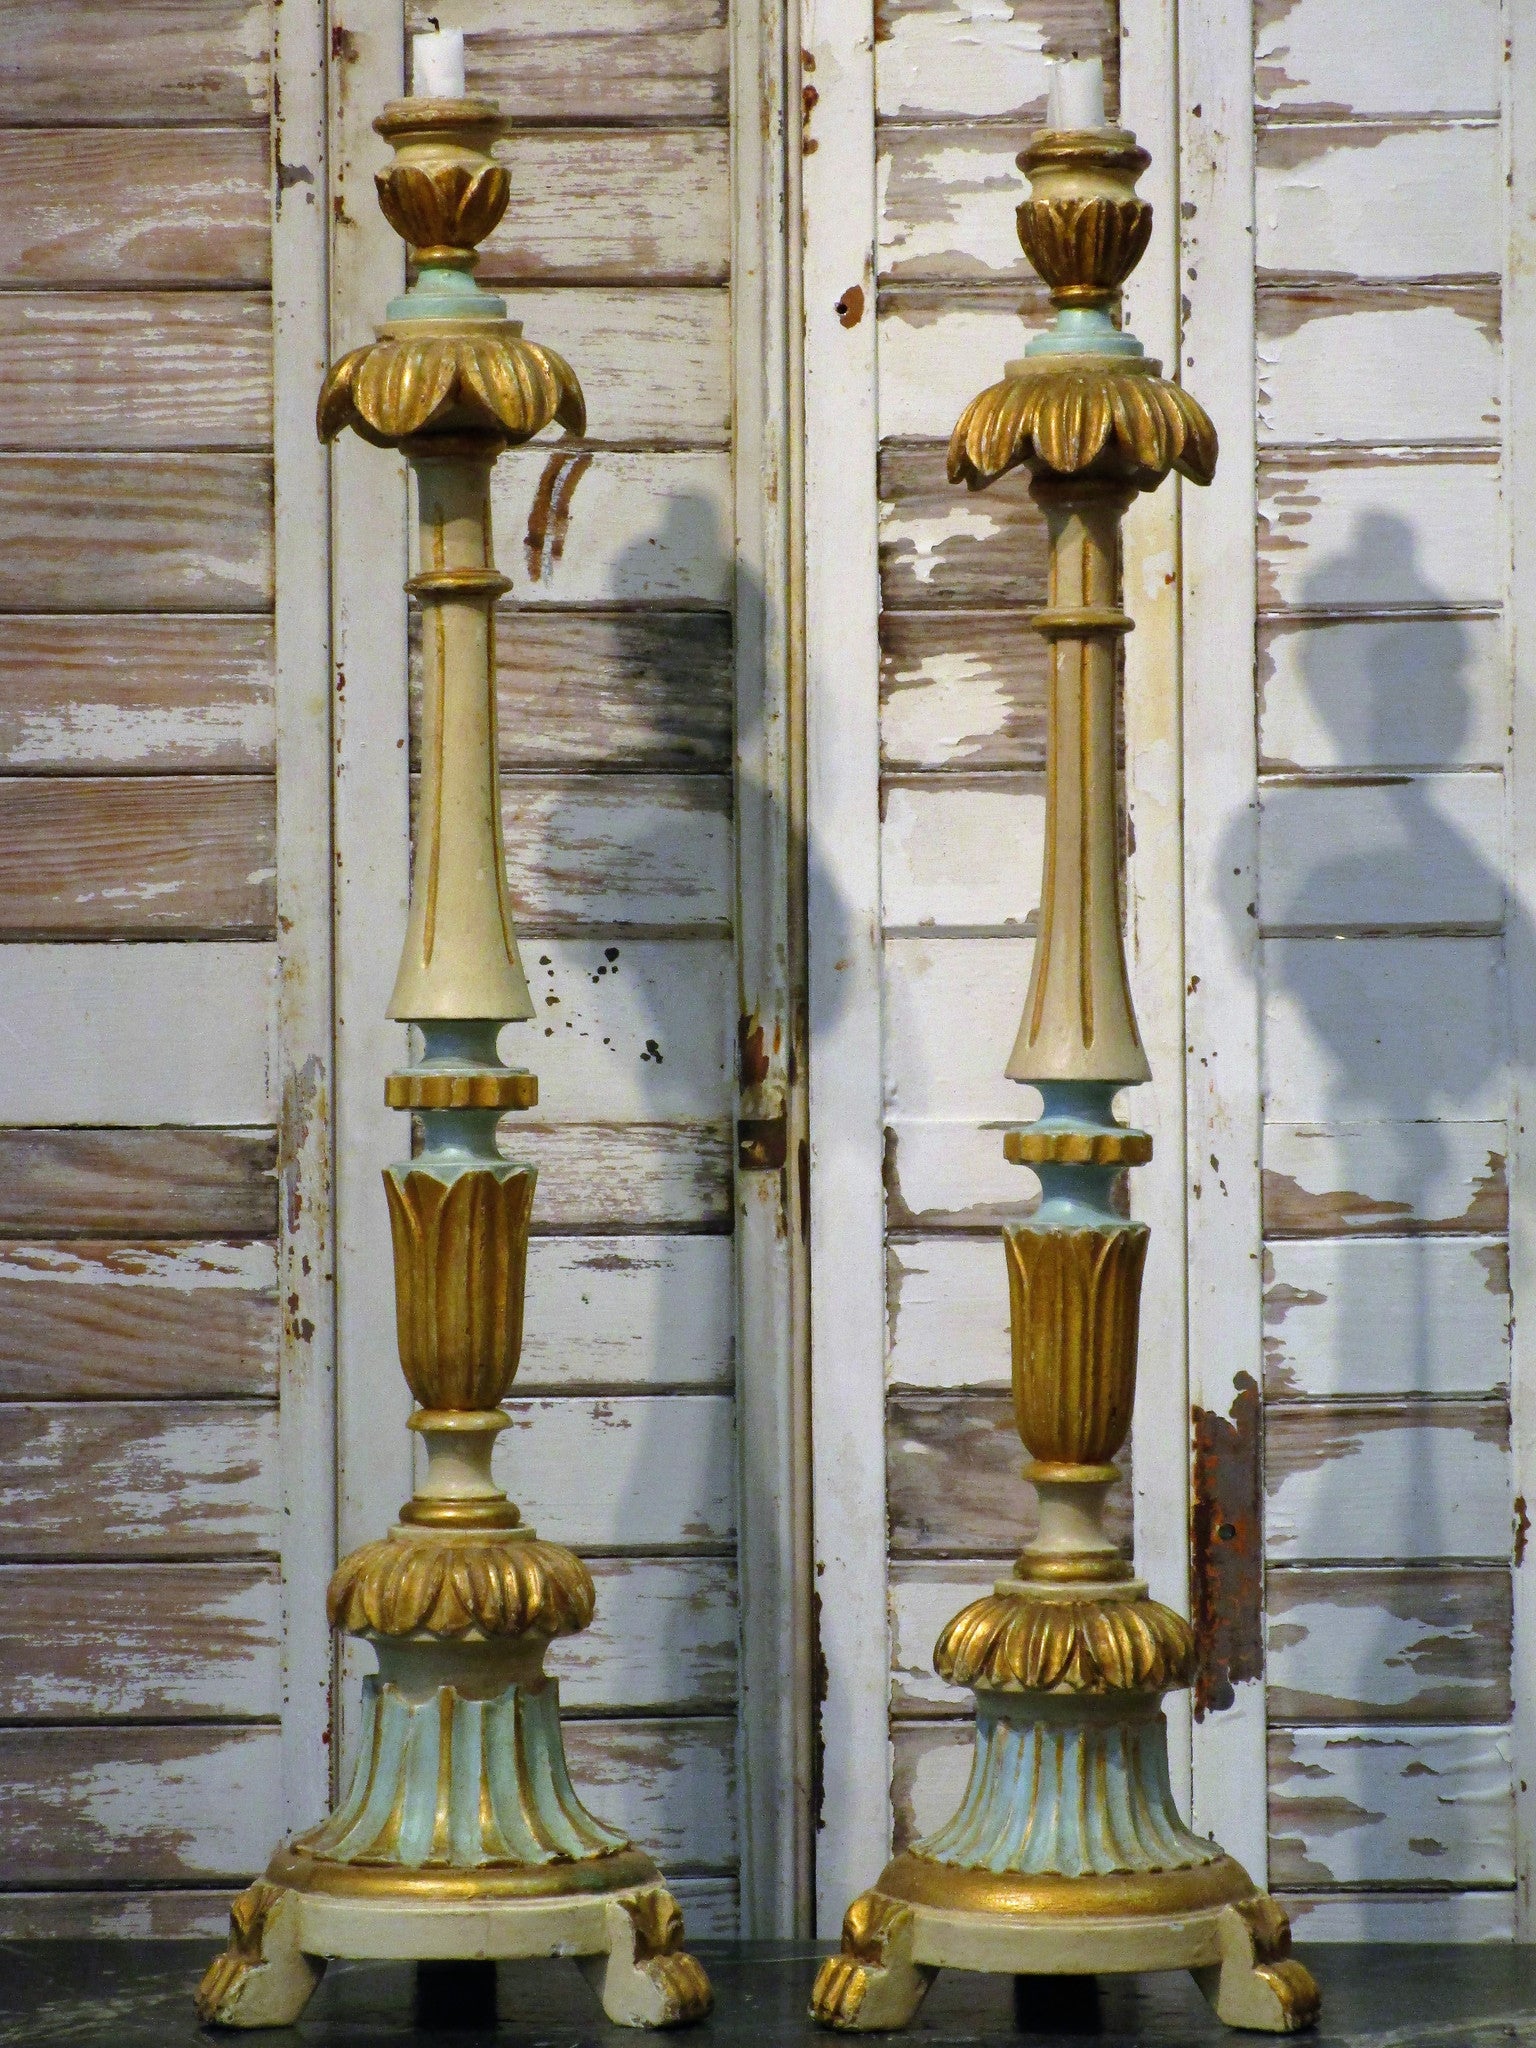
<box><xmin>194</xmin><ymin>43</ymin><xmax>1320</xmax><ymax>2037</ymax></box>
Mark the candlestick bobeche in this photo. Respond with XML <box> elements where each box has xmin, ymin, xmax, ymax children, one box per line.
<box><xmin>195</xmin><ymin>64</ymin><xmax>712</xmax><ymax>2032</ymax></box>
<box><xmin>810</xmin><ymin>71</ymin><xmax>1321</xmax><ymax>2036</ymax></box>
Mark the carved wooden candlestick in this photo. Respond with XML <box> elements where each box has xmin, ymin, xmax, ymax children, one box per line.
<box><xmin>196</xmin><ymin>83</ymin><xmax>711</xmax><ymax>2031</ymax></box>
<box><xmin>811</xmin><ymin>119</ymin><xmax>1320</xmax><ymax>2034</ymax></box>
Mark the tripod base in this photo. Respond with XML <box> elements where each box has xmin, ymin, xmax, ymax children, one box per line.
<box><xmin>195</xmin><ymin>1857</ymin><xmax>713</xmax><ymax>2030</ymax></box>
<box><xmin>810</xmin><ymin>1860</ymin><xmax>1319</xmax><ymax>2034</ymax></box>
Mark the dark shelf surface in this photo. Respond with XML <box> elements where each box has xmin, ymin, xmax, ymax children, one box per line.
<box><xmin>0</xmin><ymin>1938</ymin><xmax>1533</xmax><ymax>2046</ymax></box>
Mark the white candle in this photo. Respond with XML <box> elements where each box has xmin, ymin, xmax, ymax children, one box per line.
<box><xmin>1046</xmin><ymin>56</ymin><xmax>1106</xmax><ymax>131</ymax></box>
<box><xmin>412</xmin><ymin>27</ymin><xmax>465</xmax><ymax>98</ymax></box>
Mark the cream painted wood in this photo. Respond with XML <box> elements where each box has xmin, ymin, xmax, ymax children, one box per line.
<box><xmin>1179</xmin><ymin>0</ymin><xmax>1268</xmax><ymax>1881</ymax></box>
<box><xmin>517</xmin><ymin>1237</ymin><xmax>734</xmax><ymax>1390</ymax></box>
<box><xmin>1254</xmin><ymin>0</ymin><xmax>1501</xmax><ymax>117</ymax></box>
<box><xmin>492</xmin><ymin>1394</ymin><xmax>736</xmax><ymax>1549</ymax></box>
<box><xmin>886</xmin><ymin>1237</ymin><xmax>1010</xmax><ymax>1390</ymax></box>
<box><xmin>490</xmin><ymin>450</ymin><xmax>733</xmax><ymax>604</ymax></box>
<box><xmin>877</xmin><ymin>301</ymin><xmax>1050</xmax><ymax>441</ymax></box>
<box><xmin>1284</xmin><ymin>1891</ymin><xmax>1515</xmax><ymax>1943</ymax></box>
<box><xmin>874</xmin><ymin>0</ymin><xmax>1113</xmax><ymax>122</ymax></box>
<box><xmin>880</xmin><ymin>780</ymin><xmax>1043</xmax><ymax>931</ymax></box>
<box><xmin>884</xmin><ymin>1120</ymin><xmax>1028</xmax><ymax>1231</ymax></box>
<box><xmin>804</xmin><ymin>0</ymin><xmax>891</xmax><ymax>1935</ymax></box>
<box><xmin>1257</xmin><ymin>458</ymin><xmax>1502</xmax><ymax>614</ymax></box>
<box><xmin>1262</xmin><ymin>1118</ymin><xmax>1508</xmax><ymax>1239</ymax></box>
<box><xmin>496</xmin><ymin>778</ymin><xmax>731</xmax><ymax>929</ymax></box>
<box><xmin>1257</xmin><ymin>290</ymin><xmax>1500</xmax><ymax>449</ymax></box>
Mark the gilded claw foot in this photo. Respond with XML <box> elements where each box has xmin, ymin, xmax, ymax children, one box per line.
<box><xmin>578</xmin><ymin>1888</ymin><xmax>713</xmax><ymax>2029</ymax></box>
<box><xmin>1193</xmin><ymin>1897</ymin><xmax>1321</xmax><ymax>2034</ymax></box>
<box><xmin>810</xmin><ymin>1893</ymin><xmax>935</xmax><ymax>2032</ymax></box>
<box><xmin>195</xmin><ymin>1882</ymin><xmax>325</xmax><ymax>2029</ymax></box>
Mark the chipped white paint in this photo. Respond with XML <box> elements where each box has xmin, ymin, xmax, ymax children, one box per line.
<box><xmin>547</xmin><ymin>1557</ymin><xmax>738</xmax><ymax>1710</ymax></box>
<box><xmin>518</xmin><ymin>1236</ymin><xmax>734</xmax><ymax>1390</ymax></box>
<box><xmin>889</xmin><ymin>1561</ymin><xmax>996</xmax><ymax>1712</ymax></box>
<box><xmin>0</xmin><ymin>943</ymin><xmax>274</xmax><ymax>1127</ymax></box>
<box><xmin>1283</xmin><ymin>1889</ymin><xmax>1516</xmax><ymax>1943</ymax></box>
<box><xmin>877</xmin><ymin>133</ymin><xmax>1035</xmax><ymax>278</ymax></box>
<box><xmin>881</xmin><ymin>780</ymin><xmax>1043</xmax><ymax>929</ymax></box>
<box><xmin>883</xmin><ymin>936</ymin><xmax>1036</xmax><ymax>1120</ymax></box>
<box><xmin>884</xmin><ymin>1119</ymin><xmax>1032</xmax><ymax>1229</ymax></box>
<box><xmin>886</xmin><ymin>1236</ymin><xmax>1010</xmax><ymax>1390</ymax></box>
<box><xmin>878</xmin><ymin>493</ymin><xmax>1007</xmax><ymax>584</ymax></box>
<box><xmin>875</xmin><ymin>0</ymin><xmax>1058</xmax><ymax>121</ymax></box>
<box><xmin>880</xmin><ymin>642</ymin><xmax>1033</xmax><ymax>771</ymax></box>
<box><xmin>500</xmin><ymin>775</ymin><xmax>731</xmax><ymax>928</ymax></box>
<box><xmin>1254</xmin><ymin>0</ymin><xmax>1502</xmax><ymax>117</ymax></box>
<box><xmin>493</xmin><ymin>1394</ymin><xmax>736</xmax><ymax>1549</ymax></box>
<box><xmin>1262</xmin><ymin>1118</ymin><xmax>1507</xmax><ymax>1238</ymax></box>
<box><xmin>0</xmin><ymin>1238</ymin><xmax>277</xmax><ymax>1295</ymax></box>
<box><xmin>1258</xmin><ymin>296</ymin><xmax>1500</xmax><ymax>449</ymax></box>
<box><xmin>1255</xmin><ymin>123</ymin><xmax>1501</xmax><ymax>279</ymax></box>
<box><xmin>1258</xmin><ymin>459</ymin><xmax>1502</xmax><ymax>613</ymax></box>
<box><xmin>491</xmin><ymin>286</ymin><xmax>730</xmax><ymax>444</ymax></box>
<box><xmin>1265</xmin><ymin>1568</ymin><xmax>1510</xmax><ymax>1722</ymax></box>
<box><xmin>877</xmin><ymin>301</ymin><xmax>1045</xmax><ymax>439</ymax></box>
<box><xmin>492</xmin><ymin>448</ymin><xmax>734</xmax><ymax>604</ymax></box>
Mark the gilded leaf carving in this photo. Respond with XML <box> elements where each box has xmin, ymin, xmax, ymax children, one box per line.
<box><xmin>935</xmin><ymin>1591</ymin><xmax>1195</xmax><ymax>1694</ymax></box>
<box><xmin>948</xmin><ymin>363</ymin><xmax>1217</xmax><ymax>492</ymax></box>
<box><xmin>1016</xmin><ymin>196</ymin><xmax>1152</xmax><ymax>301</ymax></box>
<box><xmin>384</xmin><ymin>1164</ymin><xmax>536</xmax><ymax>1410</ymax></box>
<box><xmin>318</xmin><ymin>333</ymin><xmax>586</xmax><ymax>450</ymax></box>
<box><xmin>328</xmin><ymin>1532</ymin><xmax>594</xmax><ymax>1639</ymax></box>
<box><xmin>1006</xmin><ymin>1223</ymin><xmax>1147</xmax><ymax>1464</ymax></box>
<box><xmin>376</xmin><ymin>158</ymin><xmax>510</xmax><ymax>251</ymax></box>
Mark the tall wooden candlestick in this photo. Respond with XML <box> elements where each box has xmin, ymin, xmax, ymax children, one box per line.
<box><xmin>811</xmin><ymin>101</ymin><xmax>1321</xmax><ymax>2035</ymax></box>
<box><xmin>195</xmin><ymin>72</ymin><xmax>711</xmax><ymax>2032</ymax></box>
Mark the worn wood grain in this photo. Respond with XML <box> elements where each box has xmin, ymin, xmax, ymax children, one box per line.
<box><xmin>493</xmin><ymin>775</ymin><xmax>730</xmax><ymax>931</ymax></box>
<box><xmin>1278</xmin><ymin>1889</ymin><xmax>1515</xmax><ymax>1943</ymax></box>
<box><xmin>887</xmin><ymin>1392</ymin><xmax>1131</xmax><ymax>1557</ymax></box>
<box><xmin>1266</xmin><ymin>1565</ymin><xmax>1511</xmax><ymax>1725</ymax></box>
<box><xmin>880</xmin><ymin>611</ymin><xmax>1048</xmax><ymax>772</ymax></box>
<box><xmin>0</xmin><ymin>292</ymin><xmax>272</xmax><ymax>453</ymax></box>
<box><xmin>0</xmin><ymin>1400</ymin><xmax>280</xmax><ymax>1560</ymax></box>
<box><xmin>480</xmin><ymin>131</ymin><xmax>729</xmax><ymax>286</ymax></box>
<box><xmin>519</xmin><ymin>1235</ymin><xmax>733</xmax><ymax>1390</ymax></box>
<box><xmin>887</xmin><ymin>1236</ymin><xmax>1011</xmax><ymax>1390</ymax></box>
<box><xmin>889</xmin><ymin>1561</ymin><xmax>997</xmax><ymax>1715</ymax></box>
<box><xmin>879</xmin><ymin>445</ymin><xmax>1048</xmax><ymax>607</ymax></box>
<box><xmin>494</xmin><ymin>1393</ymin><xmax>734</xmax><ymax>1549</ymax></box>
<box><xmin>1265</xmin><ymin>1400</ymin><xmax>1511</xmax><ymax>1562</ymax></box>
<box><xmin>0</xmin><ymin>1562</ymin><xmax>281</xmax><ymax>1721</ymax></box>
<box><xmin>0</xmin><ymin>129</ymin><xmax>269</xmax><ymax>286</ymax></box>
<box><xmin>878</xmin><ymin>129</ymin><xmax>1033</xmax><ymax>282</ymax></box>
<box><xmin>0</xmin><ymin>1240</ymin><xmax>277</xmax><ymax>1399</ymax></box>
<box><xmin>882</xmin><ymin>777</ymin><xmax>1043</xmax><ymax>931</ymax></box>
<box><xmin>552</xmin><ymin>1557</ymin><xmax>736</xmax><ymax>1710</ymax></box>
<box><xmin>1262</xmin><ymin>936</ymin><xmax>1507</xmax><ymax>1126</ymax></box>
<box><xmin>873</xmin><ymin>0</ymin><xmax>1116</xmax><ymax>123</ymax></box>
<box><xmin>877</xmin><ymin>290</ymin><xmax>1051</xmax><ymax>440</ymax></box>
<box><xmin>0</xmin><ymin>777</ymin><xmax>275</xmax><ymax>938</ymax></box>
<box><xmin>1257</xmin><ymin>614</ymin><xmax>1507</xmax><ymax>773</ymax></box>
<box><xmin>431</xmin><ymin>608</ymin><xmax>731</xmax><ymax>772</ymax></box>
<box><xmin>1254</xmin><ymin>0</ymin><xmax>1502</xmax><ymax>118</ymax></box>
<box><xmin>1263</xmin><ymin>1120</ymin><xmax>1507</xmax><ymax>1239</ymax></box>
<box><xmin>1257</xmin><ymin>287</ymin><xmax>1499</xmax><ymax>449</ymax></box>
<box><xmin>884</xmin><ymin>936</ymin><xmax>1037</xmax><ymax>1120</ymax></box>
<box><xmin>562</xmin><ymin>1717</ymin><xmax>737</xmax><ymax>1868</ymax></box>
<box><xmin>0</xmin><ymin>1129</ymin><xmax>277</xmax><ymax>1240</ymax></box>
<box><xmin>511</xmin><ymin>939</ymin><xmax>731</xmax><ymax>1117</ymax></box>
<box><xmin>498</xmin><ymin>1119</ymin><xmax>731</xmax><ymax>1233</ymax></box>
<box><xmin>1255</xmin><ymin>123</ymin><xmax>1500</xmax><ymax>282</ymax></box>
<box><xmin>0</xmin><ymin>1</ymin><xmax>270</xmax><ymax>124</ymax></box>
<box><xmin>492</xmin><ymin>449</ymin><xmax>733</xmax><ymax>605</ymax></box>
<box><xmin>885</xmin><ymin>1118</ymin><xmax>1038</xmax><ymax>1232</ymax></box>
<box><xmin>0</xmin><ymin>943</ymin><xmax>273</xmax><ymax>1128</ymax></box>
<box><xmin>0</xmin><ymin>454</ymin><xmax>273</xmax><ymax>611</ymax></box>
<box><xmin>1268</xmin><ymin>1724</ymin><xmax>1514</xmax><ymax>1887</ymax></box>
<box><xmin>1257</xmin><ymin>457</ymin><xmax>1501</xmax><ymax>615</ymax></box>
<box><xmin>409</xmin><ymin>0</ymin><xmax>728</xmax><ymax>125</ymax></box>
<box><xmin>1258</xmin><ymin>773</ymin><xmax>1505</xmax><ymax>932</ymax></box>
<box><xmin>1263</xmin><ymin>1236</ymin><xmax>1509</xmax><ymax>1402</ymax></box>
<box><xmin>0</xmin><ymin>614</ymin><xmax>274</xmax><ymax>773</ymax></box>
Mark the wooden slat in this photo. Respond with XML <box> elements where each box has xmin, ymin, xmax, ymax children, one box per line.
<box><xmin>492</xmin><ymin>449</ymin><xmax>733</xmax><ymax>605</ymax></box>
<box><xmin>1263</xmin><ymin>1120</ymin><xmax>1507</xmax><ymax>1238</ymax></box>
<box><xmin>877</xmin><ymin>291</ymin><xmax>1051</xmax><ymax>441</ymax></box>
<box><xmin>0</xmin><ymin>943</ymin><xmax>273</xmax><ymax>1127</ymax></box>
<box><xmin>0</xmin><ymin>1562</ymin><xmax>281</xmax><ymax>1721</ymax></box>
<box><xmin>887</xmin><ymin>1392</ymin><xmax>1131</xmax><ymax>1557</ymax></box>
<box><xmin>451</xmin><ymin>608</ymin><xmax>731</xmax><ymax>772</ymax></box>
<box><xmin>0</xmin><ymin>1129</ymin><xmax>277</xmax><ymax>1240</ymax></box>
<box><xmin>880</xmin><ymin>611</ymin><xmax>1048</xmax><ymax>772</ymax></box>
<box><xmin>0</xmin><ymin>1725</ymin><xmax>282</xmax><ymax>1883</ymax></box>
<box><xmin>1262</xmin><ymin>936</ymin><xmax>1507</xmax><ymax>1125</ymax></box>
<box><xmin>0</xmin><ymin>292</ymin><xmax>272</xmax><ymax>453</ymax></box>
<box><xmin>519</xmin><ymin>1235</ymin><xmax>733</xmax><ymax>1390</ymax></box>
<box><xmin>1266</xmin><ymin>1565</ymin><xmax>1512</xmax><ymax>1724</ymax></box>
<box><xmin>1255</xmin><ymin>123</ymin><xmax>1500</xmax><ymax>281</ymax></box>
<box><xmin>1257</xmin><ymin>287</ymin><xmax>1500</xmax><ymax>449</ymax></box>
<box><xmin>502</xmin><ymin>1119</ymin><xmax>731</xmax><ymax>1232</ymax></box>
<box><xmin>1258</xmin><ymin>773</ymin><xmax>1505</xmax><ymax>932</ymax></box>
<box><xmin>512</xmin><ymin>939</ymin><xmax>731</xmax><ymax>1117</ymax></box>
<box><xmin>889</xmin><ymin>1561</ymin><xmax>996</xmax><ymax>1715</ymax></box>
<box><xmin>874</xmin><ymin>0</ymin><xmax>1117</xmax><ymax>123</ymax></box>
<box><xmin>1265</xmin><ymin>1401</ymin><xmax>1511</xmax><ymax>1562</ymax></box>
<box><xmin>0</xmin><ymin>2</ymin><xmax>270</xmax><ymax>124</ymax></box>
<box><xmin>480</xmin><ymin>130</ymin><xmax>729</xmax><ymax>286</ymax></box>
<box><xmin>1263</xmin><ymin>1237</ymin><xmax>1509</xmax><ymax>1401</ymax></box>
<box><xmin>1268</xmin><ymin>1725</ymin><xmax>1514</xmax><ymax>1887</ymax></box>
<box><xmin>0</xmin><ymin>615</ymin><xmax>274</xmax><ymax>773</ymax></box>
<box><xmin>890</xmin><ymin>1719</ymin><xmax>971</xmax><ymax>1849</ymax></box>
<box><xmin>0</xmin><ymin>454</ymin><xmax>273</xmax><ymax>612</ymax></box>
<box><xmin>0</xmin><ymin>1401</ymin><xmax>280</xmax><ymax>1560</ymax></box>
<box><xmin>1257</xmin><ymin>615</ymin><xmax>1507</xmax><ymax>774</ymax></box>
<box><xmin>1254</xmin><ymin>0</ymin><xmax>1502</xmax><ymax>118</ymax></box>
<box><xmin>496</xmin><ymin>774</ymin><xmax>730</xmax><ymax>930</ymax></box>
<box><xmin>882</xmin><ymin>776</ymin><xmax>1043</xmax><ymax>931</ymax></box>
<box><xmin>877</xmin><ymin>129</ymin><xmax>1032</xmax><ymax>282</ymax></box>
<box><xmin>884</xmin><ymin>936</ymin><xmax>1036</xmax><ymax>1121</ymax></box>
<box><xmin>879</xmin><ymin>444</ymin><xmax>1048</xmax><ymax>608</ymax></box>
<box><xmin>563</xmin><ymin>1717</ymin><xmax>737</xmax><ymax>1868</ymax></box>
<box><xmin>1257</xmin><ymin>457</ymin><xmax>1501</xmax><ymax>615</ymax></box>
<box><xmin>0</xmin><ymin>129</ymin><xmax>269</xmax><ymax>286</ymax></box>
<box><xmin>411</xmin><ymin>0</ymin><xmax>728</xmax><ymax>125</ymax></box>
<box><xmin>553</xmin><ymin>1557</ymin><xmax>736</xmax><ymax>1711</ymax></box>
<box><xmin>0</xmin><ymin>1240</ymin><xmax>277</xmax><ymax>1399</ymax></box>
<box><xmin>1280</xmin><ymin>1889</ymin><xmax>1516</xmax><ymax>1943</ymax></box>
<box><xmin>884</xmin><ymin>1118</ymin><xmax>1034</xmax><ymax>1231</ymax></box>
<box><xmin>0</xmin><ymin>778</ymin><xmax>275</xmax><ymax>937</ymax></box>
<box><xmin>887</xmin><ymin>1236</ymin><xmax>1010</xmax><ymax>1391</ymax></box>
<box><xmin>496</xmin><ymin>1393</ymin><xmax>734</xmax><ymax>1549</ymax></box>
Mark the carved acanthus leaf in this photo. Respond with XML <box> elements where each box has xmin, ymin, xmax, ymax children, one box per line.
<box><xmin>935</xmin><ymin>1592</ymin><xmax>1195</xmax><ymax>1694</ymax></box>
<box><xmin>948</xmin><ymin>362</ymin><xmax>1217</xmax><ymax>491</ymax></box>
<box><xmin>1016</xmin><ymin>196</ymin><xmax>1152</xmax><ymax>301</ymax></box>
<box><xmin>317</xmin><ymin>333</ymin><xmax>586</xmax><ymax>449</ymax></box>
<box><xmin>376</xmin><ymin>158</ymin><xmax>510</xmax><ymax>251</ymax></box>
<box><xmin>328</xmin><ymin>1532</ymin><xmax>594</xmax><ymax>1640</ymax></box>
